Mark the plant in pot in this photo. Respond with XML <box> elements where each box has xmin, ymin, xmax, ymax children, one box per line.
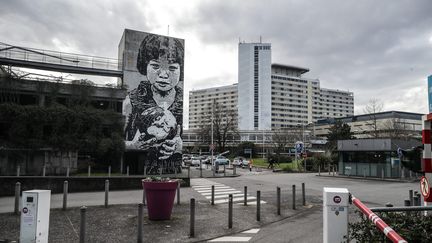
<box><xmin>142</xmin><ymin>177</ymin><xmax>179</xmax><ymax>220</ymax></box>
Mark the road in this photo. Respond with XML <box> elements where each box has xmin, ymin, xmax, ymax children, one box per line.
<box><xmin>0</xmin><ymin>170</ymin><xmax>419</xmax><ymax>242</ymax></box>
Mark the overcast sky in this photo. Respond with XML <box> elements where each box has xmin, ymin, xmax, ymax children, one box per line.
<box><xmin>1</xmin><ymin>0</ymin><xmax>431</xmax><ymax>128</ymax></box>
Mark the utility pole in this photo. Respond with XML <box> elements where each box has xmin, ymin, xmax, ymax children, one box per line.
<box><xmin>211</xmin><ymin>99</ymin><xmax>215</xmax><ymax>173</ymax></box>
<box><xmin>262</xmin><ymin>129</ymin><xmax>265</xmax><ymax>159</ymax></box>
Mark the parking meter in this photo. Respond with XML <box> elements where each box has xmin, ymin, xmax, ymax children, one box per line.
<box><xmin>323</xmin><ymin>187</ymin><xmax>349</xmax><ymax>243</ymax></box>
<box><xmin>20</xmin><ymin>190</ymin><xmax>51</xmax><ymax>243</ymax></box>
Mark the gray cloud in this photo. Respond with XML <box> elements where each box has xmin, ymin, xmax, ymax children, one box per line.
<box><xmin>1</xmin><ymin>0</ymin><xmax>431</xmax><ymax>121</ymax></box>
<box><xmin>179</xmin><ymin>0</ymin><xmax>432</xmax><ymax>113</ymax></box>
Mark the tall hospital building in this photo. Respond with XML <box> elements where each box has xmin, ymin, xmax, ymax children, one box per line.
<box><xmin>188</xmin><ymin>42</ymin><xmax>354</xmax><ymax>130</ymax></box>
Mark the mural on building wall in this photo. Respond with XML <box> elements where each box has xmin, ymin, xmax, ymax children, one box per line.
<box><xmin>123</xmin><ymin>31</ymin><xmax>183</xmax><ymax>174</ymax></box>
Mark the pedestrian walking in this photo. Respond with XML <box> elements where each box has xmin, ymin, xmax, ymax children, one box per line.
<box><xmin>249</xmin><ymin>159</ymin><xmax>253</xmax><ymax>172</ymax></box>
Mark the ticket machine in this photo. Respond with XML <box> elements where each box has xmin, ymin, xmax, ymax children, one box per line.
<box><xmin>20</xmin><ymin>190</ymin><xmax>51</xmax><ymax>243</ymax></box>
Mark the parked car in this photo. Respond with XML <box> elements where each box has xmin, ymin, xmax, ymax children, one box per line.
<box><xmin>202</xmin><ymin>155</ymin><xmax>215</xmax><ymax>164</ymax></box>
<box><xmin>191</xmin><ymin>156</ymin><xmax>201</xmax><ymax>166</ymax></box>
<box><xmin>182</xmin><ymin>155</ymin><xmax>192</xmax><ymax>166</ymax></box>
<box><xmin>214</xmin><ymin>156</ymin><xmax>230</xmax><ymax>166</ymax></box>
<box><xmin>233</xmin><ymin>157</ymin><xmax>249</xmax><ymax>167</ymax></box>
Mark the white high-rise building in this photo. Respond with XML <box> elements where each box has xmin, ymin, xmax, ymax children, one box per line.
<box><xmin>238</xmin><ymin>42</ymin><xmax>272</xmax><ymax>130</ymax></box>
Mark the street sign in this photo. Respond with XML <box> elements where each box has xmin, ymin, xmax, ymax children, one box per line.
<box><xmin>420</xmin><ymin>176</ymin><xmax>430</xmax><ymax>198</ymax></box>
<box><xmin>295</xmin><ymin>141</ymin><xmax>304</xmax><ymax>153</ymax></box>
<box><xmin>397</xmin><ymin>147</ymin><xmax>403</xmax><ymax>158</ymax></box>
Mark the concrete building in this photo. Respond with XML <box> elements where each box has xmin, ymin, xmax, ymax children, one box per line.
<box><xmin>238</xmin><ymin>42</ymin><xmax>272</xmax><ymax>130</ymax></box>
<box><xmin>189</xmin><ymin>84</ymin><xmax>237</xmax><ymax>130</ymax></box>
<box><xmin>314</xmin><ymin>111</ymin><xmax>423</xmax><ymax>139</ymax></box>
<box><xmin>337</xmin><ymin>138</ymin><xmax>421</xmax><ymax>178</ymax></box>
<box><xmin>237</xmin><ymin>41</ymin><xmax>353</xmax><ymax>131</ymax></box>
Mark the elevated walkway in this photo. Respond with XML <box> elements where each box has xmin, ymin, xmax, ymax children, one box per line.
<box><xmin>0</xmin><ymin>42</ymin><xmax>123</xmax><ymax>77</ymax></box>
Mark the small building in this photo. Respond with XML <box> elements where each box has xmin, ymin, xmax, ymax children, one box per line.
<box><xmin>337</xmin><ymin>138</ymin><xmax>421</xmax><ymax>178</ymax></box>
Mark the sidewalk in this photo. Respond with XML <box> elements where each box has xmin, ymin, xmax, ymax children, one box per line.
<box><xmin>0</xmin><ymin>178</ymin><xmax>319</xmax><ymax>242</ymax></box>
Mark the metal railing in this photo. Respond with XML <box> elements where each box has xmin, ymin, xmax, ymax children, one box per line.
<box><xmin>0</xmin><ymin>42</ymin><xmax>121</xmax><ymax>71</ymax></box>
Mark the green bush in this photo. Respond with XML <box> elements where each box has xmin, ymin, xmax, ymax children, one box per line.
<box><xmin>349</xmin><ymin>210</ymin><xmax>432</xmax><ymax>242</ymax></box>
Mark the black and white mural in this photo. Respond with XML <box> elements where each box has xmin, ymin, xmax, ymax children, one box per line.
<box><xmin>121</xmin><ymin>30</ymin><xmax>183</xmax><ymax>174</ymax></box>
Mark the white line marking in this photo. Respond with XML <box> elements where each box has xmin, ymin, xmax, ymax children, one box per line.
<box><xmin>197</xmin><ymin>188</ymin><xmax>237</xmax><ymax>193</ymax></box>
<box><xmin>237</xmin><ymin>201</ymin><xmax>267</xmax><ymax>205</ymax></box>
<box><xmin>205</xmin><ymin>194</ymin><xmax>245</xmax><ymax>199</ymax></box>
<box><xmin>201</xmin><ymin>191</ymin><xmax>241</xmax><ymax>196</ymax></box>
<box><xmin>209</xmin><ymin>236</ymin><xmax>252</xmax><ymax>242</ymax></box>
<box><xmin>214</xmin><ymin>197</ymin><xmax>257</xmax><ymax>204</ymax></box>
<box><xmin>242</xmin><ymin>228</ymin><xmax>260</xmax><ymax>234</ymax></box>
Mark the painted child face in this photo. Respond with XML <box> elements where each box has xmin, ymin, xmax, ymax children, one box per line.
<box><xmin>146</xmin><ymin>109</ymin><xmax>177</xmax><ymax>140</ymax></box>
<box><xmin>147</xmin><ymin>58</ymin><xmax>180</xmax><ymax>92</ymax></box>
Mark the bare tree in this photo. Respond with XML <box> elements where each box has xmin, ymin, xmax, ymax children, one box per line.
<box><xmin>271</xmin><ymin>127</ymin><xmax>301</xmax><ymax>158</ymax></box>
<box><xmin>363</xmin><ymin>98</ymin><xmax>384</xmax><ymax>138</ymax></box>
<box><xmin>382</xmin><ymin>116</ymin><xmax>410</xmax><ymax>139</ymax></box>
<box><xmin>197</xmin><ymin>100</ymin><xmax>238</xmax><ymax>153</ymax></box>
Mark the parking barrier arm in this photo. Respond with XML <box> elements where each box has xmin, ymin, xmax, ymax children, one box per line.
<box><xmin>351</xmin><ymin>195</ymin><xmax>407</xmax><ymax>243</ymax></box>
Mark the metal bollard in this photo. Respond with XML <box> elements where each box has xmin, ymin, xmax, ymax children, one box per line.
<box><xmin>414</xmin><ymin>195</ymin><xmax>421</xmax><ymax>206</ymax></box>
<box><xmin>42</xmin><ymin>166</ymin><xmax>46</xmax><ymax>177</ymax></box>
<box><xmin>228</xmin><ymin>194</ymin><xmax>233</xmax><ymax>228</ymax></box>
<box><xmin>211</xmin><ymin>185</ymin><xmax>215</xmax><ymax>205</ymax></box>
<box><xmin>105</xmin><ymin>180</ymin><xmax>109</xmax><ymax>208</ymax></box>
<box><xmin>126</xmin><ymin>166</ymin><xmax>129</xmax><ymax>176</ymax></box>
<box><xmin>257</xmin><ymin>191</ymin><xmax>261</xmax><ymax>221</ymax></box>
<box><xmin>137</xmin><ymin>203</ymin><xmax>143</xmax><ymax>243</ymax></box>
<box><xmin>223</xmin><ymin>165</ymin><xmax>226</xmax><ymax>177</ymax></box>
<box><xmin>14</xmin><ymin>182</ymin><xmax>20</xmax><ymax>215</ymax></box>
<box><xmin>200</xmin><ymin>160</ymin><xmax>203</xmax><ymax>178</ymax></box>
<box><xmin>80</xmin><ymin>206</ymin><xmax>86</xmax><ymax>243</ymax></box>
<box><xmin>409</xmin><ymin>190</ymin><xmax>413</xmax><ymax>206</ymax></box>
<box><xmin>142</xmin><ymin>188</ymin><xmax>146</xmax><ymax>206</ymax></box>
<box><xmin>292</xmin><ymin>185</ymin><xmax>296</xmax><ymax>210</ymax></box>
<box><xmin>88</xmin><ymin>166</ymin><xmax>91</xmax><ymax>177</ymax></box>
<box><xmin>63</xmin><ymin>181</ymin><xmax>68</xmax><ymax>211</ymax></box>
<box><xmin>66</xmin><ymin>167</ymin><xmax>70</xmax><ymax>177</ymax></box>
<box><xmin>108</xmin><ymin>166</ymin><xmax>111</xmax><ymax>177</ymax></box>
<box><xmin>302</xmin><ymin>183</ymin><xmax>306</xmax><ymax>206</ymax></box>
<box><xmin>277</xmin><ymin>187</ymin><xmax>281</xmax><ymax>215</ymax></box>
<box><xmin>190</xmin><ymin>198</ymin><xmax>195</xmax><ymax>238</ymax></box>
<box><xmin>244</xmin><ymin>186</ymin><xmax>248</xmax><ymax>206</ymax></box>
<box><xmin>177</xmin><ymin>182</ymin><xmax>180</xmax><ymax>205</ymax></box>
<box><xmin>404</xmin><ymin>199</ymin><xmax>411</xmax><ymax>216</ymax></box>
<box><xmin>16</xmin><ymin>166</ymin><xmax>20</xmax><ymax>177</ymax></box>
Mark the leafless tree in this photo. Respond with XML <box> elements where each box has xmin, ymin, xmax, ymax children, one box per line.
<box><xmin>271</xmin><ymin>127</ymin><xmax>302</xmax><ymax>157</ymax></box>
<box><xmin>197</xmin><ymin>100</ymin><xmax>238</xmax><ymax>153</ymax></box>
<box><xmin>363</xmin><ymin>98</ymin><xmax>384</xmax><ymax>138</ymax></box>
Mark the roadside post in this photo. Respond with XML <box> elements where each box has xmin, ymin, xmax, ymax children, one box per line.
<box><xmin>323</xmin><ymin>187</ymin><xmax>349</xmax><ymax>243</ymax></box>
<box><xmin>137</xmin><ymin>203</ymin><xmax>143</xmax><ymax>243</ymax></box>
<box><xmin>190</xmin><ymin>198</ymin><xmax>195</xmax><ymax>238</ymax></box>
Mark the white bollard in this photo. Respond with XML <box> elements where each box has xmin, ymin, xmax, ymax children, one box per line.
<box><xmin>323</xmin><ymin>187</ymin><xmax>349</xmax><ymax>243</ymax></box>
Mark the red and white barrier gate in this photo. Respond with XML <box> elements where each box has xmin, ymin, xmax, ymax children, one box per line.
<box><xmin>323</xmin><ymin>188</ymin><xmax>407</xmax><ymax>243</ymax></box>
<box><xmin>351</xmin><ymin>195</ymin><xmax>407</xmax><ymax>243</ymax></box>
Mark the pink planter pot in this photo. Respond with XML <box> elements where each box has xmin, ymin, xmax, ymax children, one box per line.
<box><xmin>142</xmin><ymin>180</ymin><xmax>178</xmax><ymax>220</ymax></box>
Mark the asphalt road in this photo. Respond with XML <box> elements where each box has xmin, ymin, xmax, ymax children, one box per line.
<box><xmin>0</xmin><ymin>170</ymin><xmax>420</xmax><ymax>242</ymax></box>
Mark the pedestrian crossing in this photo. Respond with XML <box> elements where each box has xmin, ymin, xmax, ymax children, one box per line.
<box><xmin>192</xmin><ymin>178</ymin><xmax>266</xmax><ymax>205</ymax></box>
<box><xmin>209</xmin><ymin>228</ymin><xmax>261</xmax><ymax>242</ymax></box>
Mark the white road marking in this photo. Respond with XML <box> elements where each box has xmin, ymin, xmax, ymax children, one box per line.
<box><xmin>209</xmin><ymin>236</ymin><xmax>252</xmax><ymax>242</ymax></box>
<box><xmin>242</xmin><ymin>228</ymin><xmax>260</xmax><ymax>234</ymax></box>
